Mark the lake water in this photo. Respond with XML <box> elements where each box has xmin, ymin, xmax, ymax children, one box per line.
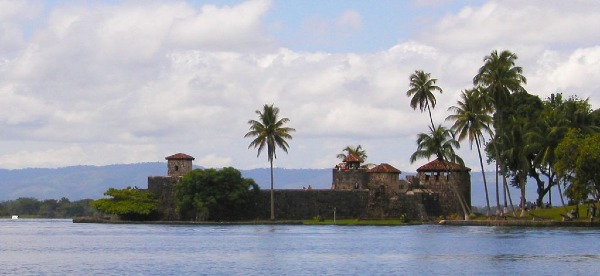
<box><xmin>1</xmin><ymin>219</ymin><xmax>599</xmax><ymax>275</ymax></box>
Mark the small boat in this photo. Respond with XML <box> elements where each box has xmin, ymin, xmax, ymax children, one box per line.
<box><xmin>11</xmin><ymin>215</ymin><xmax>18</xmax><ymax>220</ymax></box>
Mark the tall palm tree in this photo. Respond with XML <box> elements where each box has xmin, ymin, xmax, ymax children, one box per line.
<box><xmin>336</xmin><ymin>145</ymin><xmax>367</xmax><ymax>161</ymax></box>
<box><xmin>410</xmin><ymin>125</ymin><xmax>470</xmax><ymax>219</ymax></box>
<box><xmin>473</xmin><ymin>50</ymin><xmax>527</xmax><ymax>217</ymax></box>
<box><xmin>473</xmin><ymin>50</ymin><xmax>526</xmax><ymax>112</ymax></box>
<box><xmin>245</xmin><ymin>104</ymin><xmax>295</xmax><ymax>220</ymax></box>
<box><xmin>501</xmin><ymin>117</ymin><xmax>531</xmax><ymax>217</ymax></box>
<box><xmin>446</xmin><ymin>89</ymin><xmax>493</xmax><ymax>218</ymax></box>
<box><xmin>406</xmin><ymin>70</ymin><xmax>443</xmax><ymax>131</ymax></box>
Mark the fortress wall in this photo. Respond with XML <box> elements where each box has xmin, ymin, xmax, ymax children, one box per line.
<box><xmin>248</xmin><ymin>189</ymin><xmax>436</xmax><ymax>220</ymax></box>
<box><xmin>331</xmin><ymin>169</ymin><xmax>369</xmax><ymax>190</ymax></box>
<box><xmin>417</xmin><ymin>172</ymin><xmax>471</xmax><ymax>216</ymax></box>
<box><xmin>250</xmin><ymin>190</ymin><xmax>370</xmax><ymax>220</ymax></box>
<box><xmin>148</xmin><ymin>180</ymin><xmax>453</xmax><ymax>221</ymax></box>
<box><xmin>148</xmin><ymin>176</ymin><xmax>179</xmax><ymax>220</ymax></box>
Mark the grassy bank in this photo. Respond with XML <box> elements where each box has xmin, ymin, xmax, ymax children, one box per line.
<box><xmin>302</xmin><ymin>219</ymin><xmax>420</xmax><ymax>226</ymax></box>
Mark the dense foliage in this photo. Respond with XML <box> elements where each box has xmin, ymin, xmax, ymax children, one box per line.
<box><xmin>555</xmin><ymin>131</ymin><xmax>600</xmax><ymax>202</ymax></box>
<box><xmin>0</xmin><ymin>197</ymin><xmax>97</xmax><ymax>218</ymax></box>
<box><xmin>411</xmin><ymin>49</ymin><xmax>599</xmax><ymax>218</ymax></box>
<box><xmin>90</xmin><ymin>187</ymin><xmax>159</xmax><ymax>220</ymax></box>
<box><xmin>175</xmin><ymin>167</ymin><xmax>260</xmax><ymax>221</ymax></box>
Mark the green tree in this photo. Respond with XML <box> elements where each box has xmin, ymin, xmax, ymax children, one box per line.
<box><xmin>523</xmin><ymin>94</ymin><xmax>598</xmax><ymax>208</ymax></box>
<box><xmin>406</xmin><ymin>70</ymin><xmax>443</xmax><ymax>131</ymax></box>
<box><xmin>175</xmin><ymin>167</ymin><xmax>259</xmax><ymax>221</ymax></box>
<box><xmin>473</xmin><ymin>50</ymin><xmax>527</xmax><ymax>112</ymax></box>
<box><xmin>245</xmin><ymin>104</ymin><xmax>295</xmax><ymax>220</ymax></box>
<box><xmin>473</xmin><ymin>49</ymin><xmax>527</xmax><ymax>216</ymax></box>
<box><xmin>410</xmin><ymin>125</ymin><xmax>462</xmax><ymax>164</ymax></box>
<box><xmin>576</xmin><ymin>134</ymin><xmax>600</xmax><ymax>200</ymax></box>
<box><xmin>8</xmin><ymin>198</ymin><xmax>41</xmax><ymax>216</ymax></box>
<box><xmin>555</xmin><ymin>131</ymin><xmax>600</xmax><ymax>203</ymax></box>
<box><xmin>39</xmin><ymin>199</ymin><xmax>59</xmax><ymax>218</ymax></box>
<box><xmin>447</xmin><ymin>89</ymin><xmax>493</xmax><ymax>217</ymax></box>
<box><xmin>336</xmin><ymin>145</ymin><xmax>367</xmax><ymax>161</ymax></box>
<box><xmin>501</xmin><ymin>117</ymin><xmax>532</xmax><ymax>217</ymax></box>
<box><xmin>91</xmin><ymin>187</ymin><xmax>158</xmax><ymax>220</ymax></box>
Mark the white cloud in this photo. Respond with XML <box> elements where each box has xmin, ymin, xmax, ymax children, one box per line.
<box><xmin>429</xmin><ymin>1</ymin><xmax>600</xmax><ymax>52</ymax></box>
<box><xmin>0</xmin><ymin>0</ymin><xmax>598</xmax><ymax>173</ymax></box>
<box><xmin>198</xmin><ymin>154</ymin><xmax>232</xmax><ymax>168</ymax></box>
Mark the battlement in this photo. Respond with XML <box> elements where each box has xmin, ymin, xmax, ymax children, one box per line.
<box><xmin>146</xmin><ymin>153</ymin><xmax>471</xmax><ymax>221</ymax></box>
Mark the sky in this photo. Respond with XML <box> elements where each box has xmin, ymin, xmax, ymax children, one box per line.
<box><xmin>0</xmin><ymin>0</ymin><xmax>599</xmax><ymax>172</ymax></box>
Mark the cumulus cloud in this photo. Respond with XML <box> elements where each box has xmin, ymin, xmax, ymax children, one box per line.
<box><xmin>0</xmin><ymin>0</ymin><xmax>598</xmax><ymax>172</ymax></box>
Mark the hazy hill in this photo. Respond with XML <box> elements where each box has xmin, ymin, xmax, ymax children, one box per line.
<box><xmin>0</xmin><ymin>163</ymin><xmax>167</xmax><ymax>201</ymax></box>
<box><xmin>0</xmin><ymin>163</ymin><xmax>558</xmax><ymax>207</ymax></box>
<box><xmin>0</xmin><ymin>163</ymin><xmax>332</xmax><ymax>201</ymax></box>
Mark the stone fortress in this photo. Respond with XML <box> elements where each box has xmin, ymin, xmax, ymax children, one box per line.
<box><xmin>148</xmin><ymin>153</ymin><xmax>471</xmax><ymax>221</ymax></box>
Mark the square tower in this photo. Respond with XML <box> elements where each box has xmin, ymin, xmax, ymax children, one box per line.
<box><xmin>166</xmin><ymin>153</ymin><xmax>195</xmax><ymax>177</ymax></box>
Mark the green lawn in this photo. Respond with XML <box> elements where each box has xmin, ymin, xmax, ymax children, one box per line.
<box><xmin>302</xmin><ymin>218</ymin><xmax>420</xmax><ymax>226</ymax></box>
<box><xmin>471</xmin><ymin>203</ymin><xmax>599</xmax><ymax>222</ymax></box>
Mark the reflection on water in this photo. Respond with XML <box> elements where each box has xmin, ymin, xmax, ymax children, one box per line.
<box><xmin>1</xmin><ymin>219</ymin><xmax>600</xmax><ymax>275</ymax></box>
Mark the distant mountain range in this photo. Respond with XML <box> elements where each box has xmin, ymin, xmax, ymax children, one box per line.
<box><xmin>0</xmin><ymin>163</ymin><xmax>332</xmax><ymax>201</ymax></box>
<box><xmin>0</xmin><ymin>163</ymin><xmax>558</xmax><ymax>207</ymax></box>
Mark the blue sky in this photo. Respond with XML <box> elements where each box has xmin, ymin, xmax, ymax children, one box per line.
<box><xmin>0</xmin><ymin>0</ymin><xmax>598</xmax><ymax>175</ymax></box>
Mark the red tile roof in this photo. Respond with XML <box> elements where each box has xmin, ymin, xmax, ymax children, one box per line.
<box><xmin>165</xmin><ymin>153</ymin><xmax>195</xmax><ymax>160</ymax></box>
<box><xmin>416</xmin><ymin>159</ymin><xmax>470</xmax><ymax>172</ymax></box>
<box><xmin>368</xmin><ymin>163</ymin><xmax>401</xmax><ymax>173</ymax></box>
<box><xmin>343</xmin><ymin>154</ymin><xmax>364</xmax><ymax>163</ymax></box>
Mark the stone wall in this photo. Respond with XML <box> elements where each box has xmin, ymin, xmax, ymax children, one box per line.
<box><xmin>148</xmin><ymin>176</ymin><xmax>179</xmax><ymax>220</ymax></box>
<box><xmin>331</xmin><ymin>169</ymin><xmax>369</xmax><ymax>190</ymax></box>
<box><xmin>148</xmin><ymin>179</ymin><xmax>451</xmax><ymax>221</ymax></box>
<box><xmin>417</xmin><ymin>171</ymin><xmax>471</xmax><ymax>216</ymax></box>
<box><xmin>167</xmin><ymin>160</ymin><xmax>193</xmax><ymax>177</ymax></box>
<box><xmin>250</xmin><ymin>190</ymin><xmax>370</xmax><ymax>220</ymax></box>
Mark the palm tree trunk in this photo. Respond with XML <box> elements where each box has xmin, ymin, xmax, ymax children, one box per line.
<box><xmin>504</xmin><ymin>175</ymin><xmax>517</xmax><ymax>216</ymax></box>
<box><xmin>503</xmin><ymin>172</ymin><xmax>508</xmax><ymax>214</ymax></box>
<box><xmin>475</xmin><ymin>137</ymin><xmax>491</xmax><ymax>218</ymax></box>
<box><xmin>520</xmin><ymin>175</ymin><xmax>527</xmax><ymax>217</ymax></box>
<box><xmin>547</xmin><ymin>164</ymin><xmax>553</xmax><ymax>207</ymax></box>
<box><xmin>495</xmin><ymin>162</ymin><xmax>501</xmax><ymax>218</ymax></box>
<box><xmin>558</xmin><ymin>177</ymin><xmax>568</xmax><ymax>212</ymax></box>
<box><xmin>426</xmin><ymin>104</ymin><xmax>436</xmax><ymax>132</ymax></box>
<box><xmin>490</xmin><ymin>134</ymin><xmax>516</xmax><ymax>217</ymax></box>
<box><xmin>440</xmin><ymin>157</ymin><xmax>471</xmax><ymax>220</ymax></box>
<box><xmin>270</xmin><ymin>159</ymin><xmax>275</xmax><ymax>220</ymax></box>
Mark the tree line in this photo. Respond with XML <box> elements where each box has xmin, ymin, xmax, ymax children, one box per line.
<box><xmin>0</xmin><ymin>197</ymin><xmax>98</xmax><ymax>218</ymax></box>
<box><xmin>406</xmin><ymin>50</ymin><xmax>599</xmax><ymax>219</ymax></box>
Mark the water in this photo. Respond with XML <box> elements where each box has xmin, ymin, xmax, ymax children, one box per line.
<box><xmin>1</xmin><ymin>219</ymin><xmax>600</xmax><ymax>275</ymax></box>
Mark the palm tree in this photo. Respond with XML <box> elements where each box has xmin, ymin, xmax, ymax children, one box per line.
<box><xmin>473</xmin><ymin>50</ymin><xmax>527</xmax><ymax>217</ymax></box>
<box><xmin>336</xmin><ymin>145</ymin><xmax>367</xmax><ymax>161</ymax></box>
<box><xmin>406</xmin><ymin>70</ymin><xmax>443</xmax><ymax>131</ymax></box>
<box><xmin>410</xmin><ymin>125</ymin><xmax>462</xmax><ymax>164</ymax></box>
<box><xmin>473</xmin><ymin>50</ymin><xmax>526</xmax><ymax>112</ymax></box>
<box><xmin>502</xmin><ymin>117</ymin><xmax>531</xmax><ymax>217</ymax></box>
<box><xmin>446</xmin><ymin>89</ymin><xmax>493</xmax><ymax>218</ymax></box>
<box><xmin>410</xmin><ymin>125</ymin><xmax>470</xmax><ymax>219</ymax></box>
<box><xmin>245</xmin><ymin>104</ymin><xmax>295</xmax><ymax>220</ymax></box>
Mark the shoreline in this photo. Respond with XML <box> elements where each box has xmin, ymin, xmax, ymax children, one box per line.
<box><xmin>74</xmin><ymin>216</ymin><xmax>600</xmax><ymax>227</ymax></box>
<box><xmin>72</xmin><ymin>217</ymin><xmax>304</xmax><ymax>225</ymax></box>
<box><xmin>439</xmin><ymin>219</ymin><xmax>600</xmax><ymax>227</ymax></box>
